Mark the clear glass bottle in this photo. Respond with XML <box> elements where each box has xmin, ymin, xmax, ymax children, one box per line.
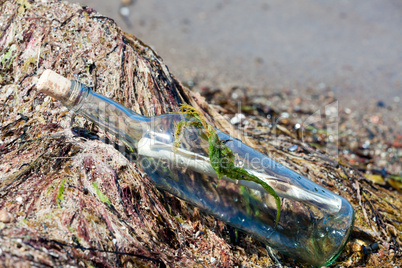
<box><xmin>37</xmin><ymin>70</ymin><xmax>354</xmax><ymax>266</ymax></box>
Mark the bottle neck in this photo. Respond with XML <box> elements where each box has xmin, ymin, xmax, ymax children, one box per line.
<box><xmin>63</xmin><ymin>81</ymin><xmax>147</xmax><ymax>149</ymax></box>
<box><xmin>62</xmin><ymin>80</ymin><xmax>90</xmax><ymax>110</ymax></box>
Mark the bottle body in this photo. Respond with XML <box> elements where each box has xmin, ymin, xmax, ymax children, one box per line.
<box><xmin>63</xmin><ymin>82</ymin><xmax>354</xmax><ymax>266</ymax></box>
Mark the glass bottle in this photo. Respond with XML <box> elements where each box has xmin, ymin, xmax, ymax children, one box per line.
<box><xmin>37</xmin><ymin>70</ymin><xmax>354</xmax><ymax>266</ymax></box>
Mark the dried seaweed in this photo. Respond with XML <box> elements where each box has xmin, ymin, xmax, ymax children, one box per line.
<box><xmin>0</xmin><ymin>0</ymin><xmax>401</xmax><ymax>267</ymax></box>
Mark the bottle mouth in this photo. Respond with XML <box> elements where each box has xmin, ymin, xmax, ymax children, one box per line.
<box><xmin>64</xmin><ymin>80</ymin><xmax>90</xmax><ymax>111</ymax></box>
<box><xmin>36</xmin><ymin>70</ymin><xmax>89</xmax><ymax>111</ymax></box>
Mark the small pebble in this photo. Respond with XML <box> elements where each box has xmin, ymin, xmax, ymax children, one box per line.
<box><xmin>120</xmin><ymin>6</ymin><xmax>130</xmax><ymax>17</ymax></box>
<box><xmin>362</xmin><ymin>140</ymin><xmax>370</xmax><ymax>149</ymax></box>
<box><xmin>230</xmin><ymin>113</ymin><xmax>245</xmax><ymax>125</ymax></box>
<box><xmin>377</xmin><ymin>100</ymin><xmax>385</xmax><ymax>108</ymax></box>
<box><xmin>210</xmin><ymin>257</ymin><xmax>217</xmax><ymax>264</ymax></box>
<box><xmin>0</xmin><ymin>210</ymin><xmax>12</xmax><ymax>223</ymax></box>
<box><xmin>370</xmin><ymin>115</ymin><xmax>380</xmax><ymax>123</ymax></box>
<box><xmin>288</xmin><ymin>145</ymin><xmax>298</xmax><ymax>152</ymax></box>
<box><xmin>371</xmin><ymin>242</ymin><xmax>379</xmax><ymax>252</ymax></box>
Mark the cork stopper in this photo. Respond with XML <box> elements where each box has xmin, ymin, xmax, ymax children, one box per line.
<box><xmin>37</xmin><ymin>70</ymin><xmax>71</xmax><ymax>101</ymax></box>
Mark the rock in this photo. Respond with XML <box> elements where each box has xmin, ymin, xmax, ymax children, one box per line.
<box><xmin>0</xmin><ymin>210</ymin><xmax>12</xmax><ymax>223</ymax></box>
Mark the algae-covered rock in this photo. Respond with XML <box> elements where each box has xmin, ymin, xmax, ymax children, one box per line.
<box><xmin>0</xmin><ymin>0</ymin><xmax>401</xmax><ymax>267</ymax></box>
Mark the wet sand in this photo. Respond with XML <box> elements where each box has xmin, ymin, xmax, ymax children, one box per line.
<box><xmin>69</xmin><ymin>0</ymin><xmax>401</xmax><ymax>109</ymax></box>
